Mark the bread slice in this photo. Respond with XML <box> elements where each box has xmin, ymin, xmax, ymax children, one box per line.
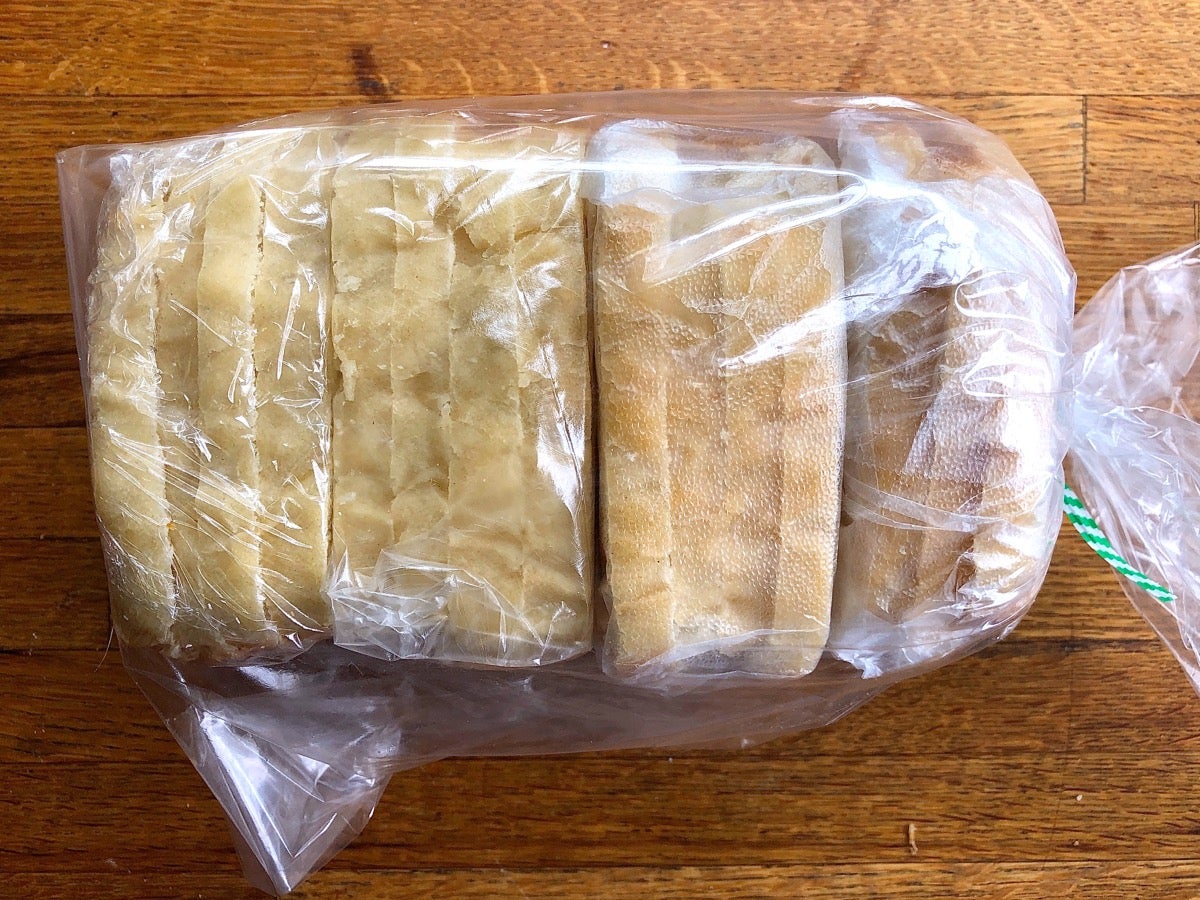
<box><xmin>591</xmin><ymin>121</ymin><xmax>845</xmax><ymax>680</ymax></box>
<box><xmin>87</xmin><ymin>151</ymin><xmax>178</xmax><ymax>649</ymax></box>
<box><xmin>443</xmin><ymin>132</ymin><xmax>529</xmax><ymax>656</ymax></box>
<box><xmin>253</xmin><ymin>130</ymin><xmax>336</xmax><ymax>643</ymax></box>
<box><xmin>833</xmin><ymin>285</ymin><xmax>976</xmax><ymax>620</ymax></box>
<box><xmin>374</xmin><ymin>123</ymin><xmax>456</xmax><ymax>631</ymax></box>
<box><xmin>718</xmin><ymin>138</ymin><xmax>847</xmax><ymax>677</ymax></box>
<box><xmin>192</xmin><ymin>170</ymin><xmax>273</xmax><ymax>647</ymax></box>
<box><xmin>154</xmin><ymin>145</ymin><xmax>225</xmax><ymax>656</ymax></box>
<box><xmin>330</xmin><ymin>125</ymin><xmax>402</xmax><ymax>586</ymax></box>
<box><xmin>428</xmin><ymin>122</ymin><xmax>593</xmax><ymax>663</ymax></box>
<box><xmin>831</xmin><ymin>120</ymin><xmax>1064</xmax><ymax>669</ymax></box>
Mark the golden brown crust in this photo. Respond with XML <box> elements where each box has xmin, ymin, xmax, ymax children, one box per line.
<box><xmin>593</xmin><ymin>122</ymin><xmax>844</xmax><ymax>678</ymax></box>
<box><xmin>833</xmin><ymin>121</ymin><xmax>1059</xmax><ymax>629</ymax></box>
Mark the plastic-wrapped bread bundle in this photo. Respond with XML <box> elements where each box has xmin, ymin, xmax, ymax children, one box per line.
<box><xmin>830</xmin><ymin>117</ymin><xmax>1072</xmax><ymax>675</ymax></box>
<box><xmin>84</xmin><ymin>117</ymin><xmax>593</xmax><ymax>665</ymax></box>
<box><xmin>590</xmin><ymin>121</ymin><xmax>846</xmax><ymax>682</ymax></box>
<box><xmin>59</xmin><ymin>93</ymin><xmax>1082</xmax><ymax>895</ymax></box>
<box><xmin>86</xmin><ymin>132</ymin><xmax>334</xmax><ymax>661</ymax></box>
<box><xmin>328</xmin><ymin>117</ymin><xmax>593</xmax><ymax>665</ymax></box>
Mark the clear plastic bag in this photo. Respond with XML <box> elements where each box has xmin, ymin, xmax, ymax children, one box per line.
<box><xmin>1070</xmin><ymin>243</ymin><xmax>1200</xmax><ymax>689</ymax></box>
<box><xmin>57</xmin><ymin>91</ymin><xmax>1074</xmax><ymax>894</ymax></box>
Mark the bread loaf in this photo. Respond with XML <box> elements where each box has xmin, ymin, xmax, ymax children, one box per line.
<box><xmin>86</xmin><ymin>108</ymin><xmax>1062</xmax><ymax>676</ymax></box>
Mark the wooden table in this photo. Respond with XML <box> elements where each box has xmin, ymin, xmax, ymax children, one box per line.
<box><xmin>5</xmin><ymin>2</ymin><xmax>1200</xmax><ymax>896</ymax></box>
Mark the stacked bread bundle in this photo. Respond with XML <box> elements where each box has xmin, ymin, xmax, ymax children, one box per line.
<box><xmin>590</xmin><ymin>122</ymin><xmax>845</xmax><ymax>677</ymax></box>
<box><xmin>86</xmin><ymin>113</ymin><xmax>1059</xmax><ymax>678</ymax></box>
<box><xmin>89</xmin><ymin>119</ymin><xmax>592</xmax><ymax>664</ymax></box>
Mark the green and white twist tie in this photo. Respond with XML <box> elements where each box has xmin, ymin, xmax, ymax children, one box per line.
<box><xmin>1063</xmin><ymin>484</ymin><xmax>1175</xmax><ymax>604</ymax></box>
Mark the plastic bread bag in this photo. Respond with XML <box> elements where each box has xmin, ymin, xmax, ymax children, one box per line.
<box><xmin>1069</xmin><ymin>243</ymin><xmax>1200</xmax><ymax>689</ymax></box>
<box><xmin>63</xmin><ymin>119</ymin><xmax>593</xmax><ymax>667</ymax></box>
<box><xmin>57</xmin><ymin>91</ymin><xmax>1074</xmax><ymax>893</ymax></box>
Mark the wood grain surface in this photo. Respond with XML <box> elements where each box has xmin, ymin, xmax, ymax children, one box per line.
<box><xmin>4</xmin><ymin>1</ymin><xmax>1200</xmax><ymax>897</ymax></box>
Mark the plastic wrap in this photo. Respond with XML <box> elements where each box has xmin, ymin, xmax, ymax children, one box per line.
<box><xmin>1070</xmin><ymin>243</ymin><xmax>1200</xmax><ymax>690</ymax></box>
<box><xmin>68</xmin><ymin>118</ymin><xmax>593</xmax><ymax>666</ymax></box>
<box><xmin>58</xmin><ymin>91</ymin><xmax>1074</xmax><ymax>894</ymax></box>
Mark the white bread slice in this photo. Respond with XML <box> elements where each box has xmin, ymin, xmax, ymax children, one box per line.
<box><xmin>834</xmin><ymin>285</ymin><xmax>975</xmax><ymax>620</ymax></box>
<box><xmin>253</xmin><ymin>130</ymin><xmax>336</xmax><ymax>641</ymax></box>
<box><xmin>718</xmin><ymin>139</ymin><xmax>846</xmax><ymax>676</ymax></box>
<box><xmin>330</xmin><ymin>126</ymin><xmax>401</xmax><ymax>583</ymax></box>
<box><xmin>192</xmin><ymin>170</ymin><xmax>273</xmax><ymax>648</ymax></box>
<box><xmin>388</xmin><ymin>126</ymin><xmax>454</xmax><ymax>569</ymax></box>
<box><xmin>87</xmin><ymin>152</ymin><xmax>178</xmax><ymax>649</ymax></box>
<box><xmin>591</xmin><ymin>189</ymin><xmax>678</xmax><ymax>667</ymax></box>
<box><xmin>153</xmin><ymin>151</ymin><xmax>215</xmax><ymax>656</ymax></box>
<box><xmin>513</xmin><ymin>224</ymin><xmax>592</xmax><ymax>645</ymax></box>
<box><xmin>591</xmin><ymin>122</ymin><xmax>845</xmax><ymax>680</ymax></box>
<box><xmin>445</xmin><ymin>193</ymin><xmax>528</xmax><ymax>653</ymax></box>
